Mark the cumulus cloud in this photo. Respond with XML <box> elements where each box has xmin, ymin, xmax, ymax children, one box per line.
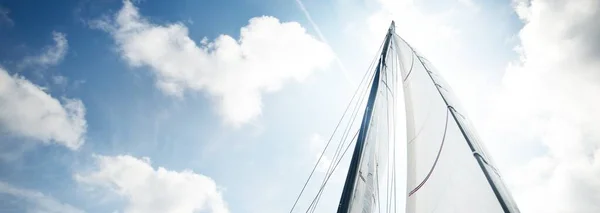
<box><xmin>0</xmin><ymin>181</ymin><xmax>84</xmax><ymax>213</ymax></box>
<box><xmin>20</xmin><ymin>31</ymin><xmax>69</xmax><ymax>70</ymax></box>
<box><xmin>489</xmin><ymin>0</ymin><xmax>600</xmax><ymax>212</ymax></box>
<box><xmin>0</xmin><ymin>67</ymin><xmax>86</xmax><ymax>150</ymax></box>
<box><xmin>93</xmin><ymin>0</ymin><xmax>334</xmax><ymax>126</ymax></box>
<box><xmin>75</xmin><ymin>155</ymin><xmax>229</xmax><ymax>213</ymax></box>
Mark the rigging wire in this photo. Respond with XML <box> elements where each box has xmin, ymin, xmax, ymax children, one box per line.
<box><xmin>305</xmin><ymin>40</ymin><xmax>386</xmax><ymax>213</ymax></box>
<box><xmin>307</xmin><ymin>33</ymin><xmax>392</xmax><ymax>213</ymax></box>
<box><xmin>383</xmin><ymin>37</ymin><xmax>399</xmax><ymax>213</ymax></box>
<box><xmin>389</xmin><ymin>37</ymin><xmax>397</xmax><ymax>213</ymax></box>
<box><xmin>393</xmin><ymin>38</ymin><xmax>398</xmax><ymax>213</ymax></box>
<box><xmin>384</xmin><ymin>53</ymin><xmax>392</xmax><ymax>213</ymax></box>
<box><xmin>289</xmin><ymin>68</ymin><xmax>366</xmax><ymax>212</ymax></box>
<box><xmin>306</xmin><ymin>130</ymin><xmax>360</xmax><ymax>213</ymax></box>
<box><xmin>290</xmin><ymin>37</ymin><xmax>387</xmax><ymax>213</ymax></box>
<box><xmin>307</xmin><ymin>61</ymin><xmax>378</xmax><ymax>213</ymax></box>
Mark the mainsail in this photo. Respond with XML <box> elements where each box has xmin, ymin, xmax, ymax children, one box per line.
<box><xmin>290</xmin><ymin>21</ymin><xmax>520</xmax><ymax>213</ymax></box>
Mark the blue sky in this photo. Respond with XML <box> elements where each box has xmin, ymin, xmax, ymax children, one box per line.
<box><xmin>1</xmin><ymin>0</ymin><xmax>600</xmax><ymax>212</ymax></box>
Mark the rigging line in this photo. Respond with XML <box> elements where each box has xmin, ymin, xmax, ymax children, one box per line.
<box><xmin>289</xmin><ymin>46</ymin><xmax>377</xmax><ymax>213</ymax></box>
<box><xmin>386</xmin><ymin>51</ymin><xmax>397</xmax><ymax>212</ymax></box>
<box><xmin>307</xmin><ymin>69</ymin><xmax>376</xmax><ymax>213</ymax></box>
<box><xmin>323</xmin><ymin>69</ymin><xmax>370</xmax><ymax>181</ymax></box>
<box><xmin>474</xmin><ymin>152</ymin><xmax>501</xmax><ymax>176</ymax></box>
<box><xmin>309</xmin><ymin>125</ymin><xmax>362</xmax><ymax>212</ymax></box>
<box><xmin>385</xmin><ymin>132</ymin><xmax>392</xmax><ymax>213</ymax></box>
<box><xmin>384</xmin><ymin>39</ymin><xmax>398</xmax><ymax>213</ymax></box>
<box><xmin>391</xmin><ymin>39</ymin><xmax>398</xmax><ymax>213</ymax></box>
<box><xmin>328</xmin><ymin>38</ymin><xmax>386</xmax><ymax>172</ymax></box>
<box><xmin>329</xmin><ymin>74</ymin><xmax>371</xmax><ymax>171</ymax></box>
<box><xmin>435</xmin><ymin>83</ymin><xmax>449</xmax><ymax>92</ymax></box>
<box><xmin>385</xmin><ymin>92</ymin><xmax>392</xmax><ymax>213</ymax></box>
<box><xmin>384</xmin><ymin>37</ymin><xmax>393</xmax><ymax>213</ymax></box>
<box><xmin>385</xmin><ymin>52</ymin><xmax>395</xmax><ymax>213</ymax></box>
<box><xmin>376</xmin><ymin>159</ymin><xmax>382</xmax><ymax>213</ymax></box>
<box><xmin>307</xmin><ymin>128</ymin><xmax>360</xmax><ymax>213</ymax></box>
<box><xmin>305</xmin><ymin>39</ymin><xmax>386</xmax><ymax>213</ymax></box>
<box><xmin>309</xmin><ymin>82</ymin><xmax>374</xmax><ymax>213</ymax></box>
<box><xmin>381</xmin><ymin>46</ymin><xmax>395</xmax><ymax>96</ymax></box>
<box><xmin>390</xmin><ymin>37</ymin><xmax>399</xmax><ymax>213</ymax></box>
<box><xmin>391</xmin><ymin>46</ymin><xmax>397</xmax><ymax>213</ymax></box>
<box><xmin>305</xmin><ymin>74</ymin><xmax>373</xmax><ymax>213</ymax></box>
<box><xmin>448</xmin><ymin>105</ymin><xmax>466</xmax><ymax>119</ymax></box>
<box><xmin>408</xmin><ymin>107</ymin><xmax>450</xmax><ymax>197</ymax></box>
<box><xmin>320</xmin><ymin>62</ymin><xmax>375</xmax><ymax>190</ymax></box>
<box><xmin>381</xmin><ymin>64</ymin><xmax>392</xmax><ymax>98</ymax></box>
<box><xmin>306</xmin><ymin>130</ymin><xmax>360</xmax><ymax>213</ymax></box>
<box><xmin>315</xmin><ymin>39</ymin><xmax>384</xmax><ymax>197</ymax></box>
<box><xmin>337</xmin><ymin>26</ymin><xmax>393</xmax><ymax>213</ymax></box>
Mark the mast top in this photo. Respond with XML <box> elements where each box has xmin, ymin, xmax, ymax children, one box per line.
<box><xmin>389</xmin><ymin>21</ymin><xmax>395</xmax><ymax>33</ymax></box>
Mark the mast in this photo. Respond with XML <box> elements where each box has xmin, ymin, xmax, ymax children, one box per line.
<box><xmin>337</xmin><ymin>21</ymin><xmax>395</xmax><ymax>213</ymax></box>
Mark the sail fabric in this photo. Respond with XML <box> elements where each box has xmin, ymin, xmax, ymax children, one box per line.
<box><xmin>393</xmin><ymin>34</ymin><xmax>520</xmax><ymax>213</ymax></box>
<box><xmin>345</xmin><ymin>38</ymin><xmax>398</xmax><ymax>213</ymax></box>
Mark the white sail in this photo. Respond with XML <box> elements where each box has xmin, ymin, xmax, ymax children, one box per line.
<box><xmin>393</xmin><ymin>34</ymin><xmax>520</xmax><ymax>213</ymax></box>
<box><xmin>291</xmin><ymin>22</ymin><xmax>519</xmax><ymax>213</ymax></box>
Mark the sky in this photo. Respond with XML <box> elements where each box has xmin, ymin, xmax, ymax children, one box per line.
<box><xmin>0</xmin><ymin>0</ymin><xmax>599</xmax><ymax>212</ymax></box>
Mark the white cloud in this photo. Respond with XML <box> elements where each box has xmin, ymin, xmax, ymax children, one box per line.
<box><xmin>75</xmin><ymin>155</ymin><xmax>229</xmax><ymax>213</ymax></box>
<box><xmin>20</xmin><ymin>31</ymin><xmax>69</xmax><ymax>70</ymax></box>
<box><xmin>489</xmin><ymin>0</ymin><xmax>600</xmax><ymax>212</ymax></box>
<box><xmin>0</xmin><ymin>67</ymin><xmax>86</xmax><ymax>150</ymax></box>
<box><xmin>0</xmin><ymin>181</ymin><xmax>84</xmax><ymax>213</ymax></box>
<box><xmin>94</xmin><ymin>0</ymin><xmax>334</xmax><ymax>126</ymax></box>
